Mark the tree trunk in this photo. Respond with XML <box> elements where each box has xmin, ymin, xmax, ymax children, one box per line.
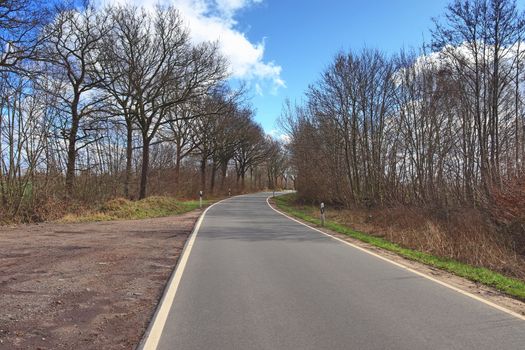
<box><xmin>220</xmin><ymin>161</ymin><xmax>228</xmax><ymax>190</ymax></box>
<box><xmin>174</xmin><ymin>145</ymin><xmax>182</xmax><ymax>188</ymax></box>
<box><xmin>200</xmin><ymin>157</ymin><xmax>206</xmax><ymax>193</ymax></box>
<box><xmin>139</xmin><ymin>136</ymin><xmax>150</xmax><ymax>200</ymax></box>
<box><xmin>210</xmin><ymin>162</ymin><xmax>216</xmax><ymax>194</ymax></box>
<box><xmin>65</xmin><ymin>115</ymin><xmax>80</xmax><ymax>198</ymax></box>
<box><xmin>124</xmin><ymin>120</ymin><xmax>133</xmax><ymax>199</ymax></box>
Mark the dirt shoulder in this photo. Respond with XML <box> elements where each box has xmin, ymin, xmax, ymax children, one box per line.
<box><xmin>0</xmin><ymin>210</ymin><xmax>201</xmax><ymax>350</ymax></box>
<box><xmin>268</xmin><ymin>199</ymin><xmax>525</xmax><ymax>318</ymax></box>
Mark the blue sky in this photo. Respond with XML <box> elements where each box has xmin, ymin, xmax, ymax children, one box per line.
<box><xmin>115</xmin><ymin>0</ymin><xmax>460</xmax><ymax>133</ymax></box>
<box><xmin>233</xmin><ymin>0</ymin><xmax>452</xmax><ymax>133</ymax></box>
<box><xmin>116</xmin><ymin>0</ymin><xmax>525</xmax><ymax>134</ymax></box>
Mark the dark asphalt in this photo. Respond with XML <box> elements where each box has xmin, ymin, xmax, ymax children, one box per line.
<box><xmin>156</xmin><ymin>192</ymin><xmax>525</xmax><ymax>350</ymax></box>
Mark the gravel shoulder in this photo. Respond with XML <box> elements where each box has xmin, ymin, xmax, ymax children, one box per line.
<box><xmin>0</xmin><ymin>211</ymin><xmax>201</xmax><ymax>350</ymax></box>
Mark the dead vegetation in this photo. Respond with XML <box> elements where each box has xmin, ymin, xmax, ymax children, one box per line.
<box><xmin>323</xmin><ymin>204</ymin><xmax>525</xmax><ymax>280</ymax></box>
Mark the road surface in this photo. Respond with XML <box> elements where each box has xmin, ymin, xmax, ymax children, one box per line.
<box><xmin>153</xmin><ymin>192</ymin><xmax>525</xmax><ymax>350</ymax></box>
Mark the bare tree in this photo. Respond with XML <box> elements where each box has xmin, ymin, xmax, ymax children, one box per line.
<box><xmin>41</xmin><ymin>4</ymin><xmax>108</xmax><ymax>197</ymax></box>
<box><xmin>0</xmin><ymin>0</ymin><xmax>52</xmax><ymax>71</ymax></box>
<box><xmin>432</xmin><ymin>0</ymin><xmax>525</xmax><ymax>195</ymax></box>
<box><xmin>233</xmin><ymin>120</ymin><xmax>269</xmax><ymax>190</ymax></box>
<box><xmin>104</xmin><ymin>6</ymin><xmax>226</xmax><ymax>199</ymax></box>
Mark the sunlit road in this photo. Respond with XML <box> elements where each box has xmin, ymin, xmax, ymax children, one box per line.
<box><xmin>154</xmin><ymin>192</ymin><xmax>525</xmax><ymax>350</ymax></box>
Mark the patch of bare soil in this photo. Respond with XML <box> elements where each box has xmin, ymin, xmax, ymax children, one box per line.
<box><xmin>0</xmin><ymin>211</ymin><xmax>201</xmax><ymax>350</ymax></box>
<box><xmin>269</xmin><ymin>200</ymin><xmax>525</xmax><ymax>318</ymax></box>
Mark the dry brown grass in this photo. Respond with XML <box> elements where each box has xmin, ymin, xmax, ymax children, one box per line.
<box><xmin>0</xmin><ymin>168</ymin><xmax>244</xmax><ymax>224</ymax></box>
<box><xmin>327</xmin><ymin>206</ymin><xmax>525</xmax><ymax>279</ymax></box>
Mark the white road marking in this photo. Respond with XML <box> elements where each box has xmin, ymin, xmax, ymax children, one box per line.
<box><xmin>266</xmin><ymin>196</ymin><xmax>525</xmax><ymax>322</ymax></box>
<box><xmin>139</xmin><ymin>198</ymin><xmax>230</xmax><ymax>350</ymax></box>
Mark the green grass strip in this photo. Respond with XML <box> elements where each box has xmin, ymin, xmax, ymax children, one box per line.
<box><xmin>61</xmin><ymin>196</ymin><xmax>212</xmax><ymax>223</ymax></box>
<box><xmin>274</xmin><ymin>193</ymin><xmax>525</xmax><ymax>301</ymax></box>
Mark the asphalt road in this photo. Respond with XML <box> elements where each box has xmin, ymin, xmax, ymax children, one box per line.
<box><xmin>155</xmin><ymin>192</ymin><xmax>525</xmax><ymax>350</ymax></box>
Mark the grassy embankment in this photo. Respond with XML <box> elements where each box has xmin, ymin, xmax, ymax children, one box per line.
<box><xmin>274</xmin><ymin>193</ymin><xmax>525</xmax><ymax>301</ymax></box>
<box><xmin>61</xmin><ymin>196</ymin><xmax>212</xmax><ymax>223</ymax></box>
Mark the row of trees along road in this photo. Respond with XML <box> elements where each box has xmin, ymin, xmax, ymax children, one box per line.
<box><xmin>0</xmin><ymin>2</ymin><xmax>290</xmax><ymax>222</ymax></box>
<box><xmin>283</xmin><ymin>0</ymin><xmax>525</xmax><ymax>212</ymax></box>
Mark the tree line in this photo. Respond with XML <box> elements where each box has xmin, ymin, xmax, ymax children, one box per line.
<box><xmin>0</xmin><ymin>1</ymin><xmax>289</xmax><ymax>221</ymax></box>
<box><xmin>283</xmin><ymin>0</ymin><xmax>525</xmax><ymax>220</ymax></box>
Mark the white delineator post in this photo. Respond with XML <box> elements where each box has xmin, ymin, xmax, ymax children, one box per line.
<box><xmin>199</xmin><ymin>190</ymin><xmax>203</xmax><ymax>209</ymax></box>
<box><xmin>320</xmin><ymin>202</ymin><xmax>325</xmax><ymax>226</ymax></box>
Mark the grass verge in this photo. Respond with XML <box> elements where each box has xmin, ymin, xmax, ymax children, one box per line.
<box><xmin>60</xmin><ymin>196</ymin><xmax>212</xmax><ymax>223</ymax></box>
<box><xmin>274</xmin><ymin>193</ymin><xmax>525</xmax><ymax>301</ymax></box>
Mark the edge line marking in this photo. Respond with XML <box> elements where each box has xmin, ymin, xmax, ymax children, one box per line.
<box><xmin>266</xmin><ymin>195</ymin><xmax>525</xmax><ymax>322</ymax></box>
<box><xmin>139</xmin><ymin>197</ymin><xmax>232</xmax><ymax>350</ymax></box>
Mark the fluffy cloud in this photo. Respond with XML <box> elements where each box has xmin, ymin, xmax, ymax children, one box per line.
<box><xmin>215</xmin><ymin>0</ymin><xmax>262</xmax><ymax>18</ymax></box>
<box><xmin>101</xmin><ymin>0</ymin><xmax>284</xmax><ymax>92</ymax></box>
<box><xmin>268</xmin><ymin>129</ymin><xmax>290</xmax><ymax>143</ymax></box>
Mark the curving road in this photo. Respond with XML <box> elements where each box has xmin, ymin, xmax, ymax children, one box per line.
<box><xmin>151</xmin><ymin>192</ymin><xmax>525</xmax><ymax>350</ymax></box>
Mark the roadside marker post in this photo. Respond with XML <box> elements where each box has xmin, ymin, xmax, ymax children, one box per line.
<box><xmin>228</xmin><ymin>188</ymin><xmax>231</xmax><ymax>197</ymax></box>
<box><xmin>199</xmin><ymin>191</ymin><xmax>203</xmax><ymax>209</ymax></box>
<box><xmin>320</xmin><ymin>202</ymin><xmax>325</xmax><ymax>226</ymax></box>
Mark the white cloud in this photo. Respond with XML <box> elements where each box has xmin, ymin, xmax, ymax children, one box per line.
<box><xmin>101</xmin><ymin>0</ymin><xmax>284</xmax><ymax>93</ymax></box>
<box><xmin>215</xmin><ymin>0</ymin><xmax>262</xmax><ymax>18</ymax></box>
<box><xmin>268</xmin><ymin>129</ymin><xmax>290</xmax><ymax>143</ymax></box>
